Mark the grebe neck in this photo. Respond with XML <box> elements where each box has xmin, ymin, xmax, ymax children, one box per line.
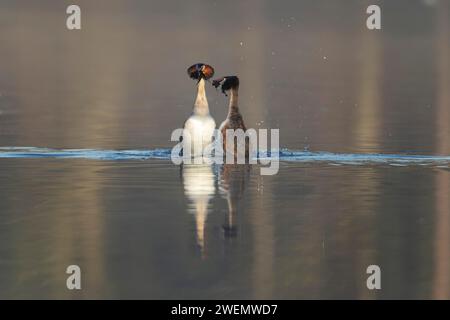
<box><xmin>193</xmin><ymin>78</ymin><xmax>209</xmax><ymax>116</ymax></box>
<box><xmin>227</xmin><ymin>87</ymin><xmax>239</xmax><ymax>117</ymax></box>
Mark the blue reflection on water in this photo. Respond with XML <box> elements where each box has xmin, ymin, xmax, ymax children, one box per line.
<box><xmin>1</xmin><ymin>147</ymin><xmax>450</xmax><ymax>166</ymax></box>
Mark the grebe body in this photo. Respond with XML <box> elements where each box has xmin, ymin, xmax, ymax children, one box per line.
<box><xmin>183</xmin><ymin>64</ymin><xmax>216</xmax><ymax>157</ymax></box>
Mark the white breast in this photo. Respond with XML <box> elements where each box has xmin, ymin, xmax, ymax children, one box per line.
<box><xmin>184</xmin><ymin>115</ymin><xmax>216</xmax><ymax>157</ymax></box>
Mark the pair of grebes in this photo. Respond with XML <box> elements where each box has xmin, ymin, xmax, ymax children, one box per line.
<box><xmin>183</xmin><ymin>63</ymin><xmax>247</xmax><ymax>159</ymax></box>
<box><xmin>182</xmin><ymin>64</ymin><xmax>249</xmax><ymax>254</ymax></box>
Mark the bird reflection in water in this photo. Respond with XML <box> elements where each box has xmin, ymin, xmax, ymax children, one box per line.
<box><xmin>181</xmin><ymin>161</ymin><xmax>216</xmax><ymax>258</ymax></box>
<box><xmin>181</xmin><ymin>161</ymin><xmax>251</xmax><ymax>257</ymax></box>
<box><xmin>218</xmin><ymin>164</ymin><xmax>251</xmax><ymax>239</ymax></box>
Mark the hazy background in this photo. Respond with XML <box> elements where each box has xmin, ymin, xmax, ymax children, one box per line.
<box><xmin>0</xmin><ymin>0</ymin><xmax>449</xmax><ymax>299</ymax></box>
<box><xmin>0</xmin><ymin>0</ymin><xmax>448</xmax><ymax>154</ymax></box>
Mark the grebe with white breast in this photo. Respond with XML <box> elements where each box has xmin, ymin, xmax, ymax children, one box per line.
<box><xmin>183</xmin><ymin>63</ymin><xmax>216</xmax><ymax>157</ymax></box>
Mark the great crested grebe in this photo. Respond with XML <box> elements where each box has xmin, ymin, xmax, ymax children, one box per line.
<box><xmin>212</xmin><ymin>76</ymin><xmax>249</xmax><ymax>159</ymax></box>
<box><xmin>183</xmin><ymin>63</ymin><xmax>216</xmax><ymax>157</ymax></box>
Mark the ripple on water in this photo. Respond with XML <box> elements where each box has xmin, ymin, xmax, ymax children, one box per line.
<box><xmin>0</xmin><ymin>147</ymin><xmax>450</xmax><ymax>167</ymax></box>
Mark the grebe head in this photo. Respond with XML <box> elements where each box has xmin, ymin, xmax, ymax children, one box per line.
<box><xmin>212</xmin><ymin>76</ymin><xmax>239</xmax><ymax>95</ymax></box>
<box><xmin>187</xmin><ymin>63</ymin><xmax>215</xmax><ymax>82</ymax></box>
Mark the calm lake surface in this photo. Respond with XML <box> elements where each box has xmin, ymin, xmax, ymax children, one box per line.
<box><xmin>0</xmin><ymin>0</ymin><xmax>449</xmax><ymax>299</ymax></box>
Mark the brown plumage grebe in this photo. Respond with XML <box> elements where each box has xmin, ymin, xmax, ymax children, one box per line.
<box><xmin>212</xmin><ymin>76</ymin><xmax>249</xmax><ymax>159</ymax></box>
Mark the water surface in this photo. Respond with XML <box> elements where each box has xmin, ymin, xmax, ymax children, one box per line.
<box><xmin>0</xmin><ymin>0</ymin><xmax>449</xmax><ymax>299</ymax></box>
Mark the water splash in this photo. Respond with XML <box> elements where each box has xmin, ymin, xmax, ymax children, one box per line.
<box><xmin>1</xmin><ymin>146</ymin><xmax>450</xmax><ymax>167</ymax></box>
